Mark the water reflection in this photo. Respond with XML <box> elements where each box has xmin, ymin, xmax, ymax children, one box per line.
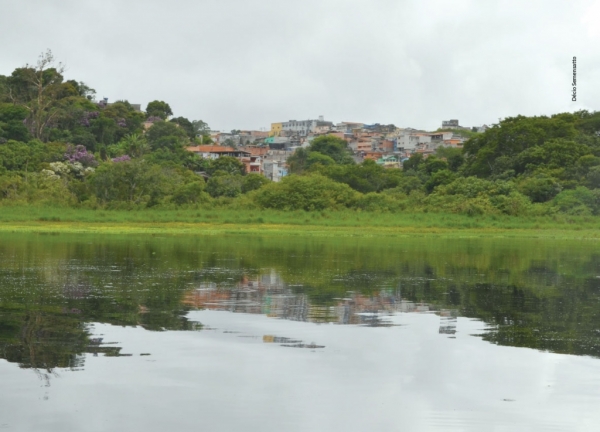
<box><xmin>1</xmin><ymin>233</ymin><xmax>600</xmax><ymax>377</ymax></box>
<box><xmin>182</xmin><ymin>276</ymin><xmax>458</xmax><ymax>330</ymax></box>
<box><xmin>2</xmin><ymin>233</ymin><xmax>600</xmax><ymax>432</ymax></box>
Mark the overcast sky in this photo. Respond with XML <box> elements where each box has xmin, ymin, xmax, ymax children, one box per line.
<box><xmin>1</xmin><ymin>0</ymin><xmax>598</xmax><ymax>131</ymax></box>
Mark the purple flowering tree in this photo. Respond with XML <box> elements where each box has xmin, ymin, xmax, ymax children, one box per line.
<box><xmin>79</xmin><ymin>111</ymin><xmax>99</xmax><ymax>127</ymax></box>
<box><xmin>64</xmin><ymin>144</ymin><xmax>98</xmax><ymax>167</ymax></box>
<box><xmin>111</xmin><ymin>155</ymin><xmax>131</xmax><ymax>163</ymax></box>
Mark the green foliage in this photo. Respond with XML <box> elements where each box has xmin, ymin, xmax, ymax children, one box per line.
<box><xmin>462</xmin><ymin>114</ymin><xmax>579</xmax><ymax>177</ymax></box>
<box><xmin>427</xmin><ymin>177</ymin><xmax>532</xmax><ymax>216</ymax></box>
<box><xmin>551</xmin><ymin>187</ymin><xmax>600</xmax><ymax>215</ymax></box>
<box><xmin>111</xmin><ymin>133</ymin><xmax>149</xmax><ymax>158</ymax></box>
<box><xmin>379</xmin><ymin>181</ymin><xmax>417</xmax><ymax>200</ymax></box>
<box><xmin>423</xmin><ymin>156</ymin><xmax>448</xmax><ymax>174</ymax></box>
<box><xmin>102</xmin><ymin>101</ymin><xmax>145</xmax><ymax>136</ymax></box>
<box><xmin>435</xmin><ymin>177</ymin><xmax>517</xmax><ymax>199</ymax></box>
<box><xmin>2</xmin><ymin>50</ymin><xmax>600</xmax><ymax>220</ymax></box>
<box><xmin>0</xmin><ymin>104</ymin><xmax>30</xmax><ymax>142</ymax></box>
<box><xmin>208</xmin><ymin>156</ymin><xmax>245</xmax><ymax>176</ymax></box>
<box><xmin>5</xmin><ymin>52</ymin><xmax>67</xmax><ymax>141</ymax></box>
<box><xmin>206</xmin><ymin>174</ymin><xmax>243</xmax><ymax>198</ymax></box>
<box><xmin>307</xmin><ymin>152</ymin><xmax>336</xmax><ymax>168</ymax></box>
<box><xmin>0</xmin><ymin>140</ymin><xmax>63</xmax><ymax>172</ymax></box>
<box><xmin>517</xmin><ymin>174</ymin><xmax>562</xmax><ymax>203</ymax></box>
<box><xmin>89</xmin><ymin>116</ymin><xmax>118</xmax><ymax>147</ymax></box>
<box><xmin>254</xmin><ymin>174</ymin><xmax>358</xmax><ymax>211</ymax></box>
<box><xmin>574</xmin><ymin>110</ymin><xmax>600</xmax><ymax>136</ymax></box>
<box><xmin>425</xmin><ymin>169</ymin><xmax>456</xmax><ymax>193</ymax></box>
<box><xmin>143</xmin><ymin>147</ymin><xmax>203</xmax><ymax>171</ymax></box>
<box><xmin>514</xmin><ymin>138</ymin><xmax>591</xmax><ymax>174</ymax></box>
<box><xmin>171</xmin><ymin>181</ymin><xmax>209</xmax><ymax>205</ymax></box>
<box><xmin>170</xmin><ymin>116</ymin><xmax>195</xmax><ymax>138</ymax></box>
<box><xmin>586</xmin><ymin>166</ymin><xmax>600</xmax><ymax>189</ymax></box>
<box><xmin>89</xmin><ymin>160</ymin><xmax>178</xmax><ymax>206</ymax></box>
<box><xmin>192</xmin><ymin>120</ymin><xmax>211</xmax><ymax>137</ymax></box>
<box><xmin>0</xmin><ymin>173</ymin><xmax>22</xmax><ymax>199</ymax></box>
<box><xmin>287</xmin><ymin>148</ymin><xmax>309</xmax><ymax>174</ymax></box>
<box><xmin>309</xmin><ymin>135</ymin><xmax>354</xmax><ymax>164</ymax></box>
<box><xmin>403</xmin><ymin>153</ymin><xmax>424</xmax><ymax>171</ymax></box>
<box><xmin>435</xmin><ymin>146</ymin><xmax>464</xmax><ymax>171</ymax></box>
<box><xmin>146</xmin><ymin>121</ymin><xmax>189</xmax><ymax>151</ymax></box>
<box><xmin>353</xmin><ymin>192</ymin><xmax>402</xmax><ymax>212</ymax></box>
<box><xmin>317</xmin><ymin>159</ymin><xmax>403</xmax><ymax>193</ymax></box>
<box><xmin>287</xmin><ymin>136</ymin><xmax>354</xmax><ymax>174</ymax></box>
<box><xmin>145</xmin><ymin>100</ymin><xmax>173</xmax><ymax>120</ymax></box>
<box><xmin>242</xmin><ymin>173</ymin><xmax>270</xmax><ymax>193</ymax></box>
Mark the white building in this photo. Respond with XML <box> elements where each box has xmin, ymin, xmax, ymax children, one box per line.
<box><xmin>263</xmin><ymin>160</ymin><xmax>288</xmax><ymax>182</ymax></box>
<box><xmin>280</xmin><ymin>116</ymin><xmax>332</xmax><ymax>136</ymax></box>
<box><xmin>397</xmin><ymin>130</ymin><xmax>431</xmax><ymax>150</ymax></box>
<box><xmin>334</xmin><ymin>122</ymin><xmax>364</xmax><ymax>133</ymax></box>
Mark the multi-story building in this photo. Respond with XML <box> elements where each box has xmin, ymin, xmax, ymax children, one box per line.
<box><xmin>276</xmin><ymin>116</ymin><xmax>333</xmax><ymax>136</ymax></box>
<box><xmin>186</xmin><ymin>145</ymin><xmax>250</xmax><ymax>160</ymax></box>
<box><xmin>334</xmin><ymin>122</ymin><xmax>364</xmax><ymax>133</ymax></box>
<box><xmin>270</xmin><ymin>123</ymin><xmax>283</xmax><ymax>137</ymax></box>
<box><xmin>442</xmin><ymin>119</ymin><xmax>460</xmax><ymax>128</ymax></box>
<box><xmin>263</xmin><ymin>160</ymin><xmax>288</xmax><ymax>182</ymax></box>
<box><xmin>397</xmin><ymin>130</ymin><xmax>430</xmax><ymax>150</ymax></box>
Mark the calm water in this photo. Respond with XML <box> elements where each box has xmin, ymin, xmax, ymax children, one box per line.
<box><xmin>1</xmin><ymin>233</ymin><xmax>600</xmax><ymax>431</ymax></box>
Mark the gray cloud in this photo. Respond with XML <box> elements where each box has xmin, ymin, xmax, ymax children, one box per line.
<box><xmin>1</xmin><ymin>0</ymin><xmax>598</xmax><ymax>131</ymax></box>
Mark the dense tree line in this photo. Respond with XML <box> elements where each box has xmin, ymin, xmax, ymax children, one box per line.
<box><xmin>1</xmin><ymin>52</ymin><xmax>600</xmax><ymax>215</ymax></box>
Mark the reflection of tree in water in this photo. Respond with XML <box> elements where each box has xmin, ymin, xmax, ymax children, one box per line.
<box><xmin>2</xmin><ymin>233</ymin><xmax>600</xmax><ymax>376</ymax></box>
<box><xmin>185</xmin><ymin>264</ymin><xmax>600</xmax><ymax>358</ymax></box>
<box><xmin>0</xmin><ymin>271</ymin><xmax>200</xmax><ymax>377</ymax></box>
<box><xmin>0</xmin><ymin>300</ymin><xmax>199</xmax><ymax>379</ymax></box>
<box><xmin>400</xmin><ymin>276</ymin><xmax>600</xmax><ymax>358</ymax></box>
<box><xmin>0</xmin><ymin>308</ymin><xmax>89</xmax><ymax>386</ymax></box>
<box><xmin>1</xmin><ymin>310</ymin><xmax>86</xmax><ymax>371</ymax></box>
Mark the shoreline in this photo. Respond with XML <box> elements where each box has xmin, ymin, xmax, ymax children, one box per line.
<box><xmin>1</xmin><ymin>220</ymin><xmax>598</xmax><ymax>240</ymax></box>
<box><xmin>1</xmin><ymin>206</ymin><xmax>599</xmax><ymax>240</ymax></box>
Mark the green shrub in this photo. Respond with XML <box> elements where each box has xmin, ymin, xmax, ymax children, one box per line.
<box><xmin>353</xmin><ymin>192</ymin><xmax>402</xmax><ymax>212</ymax></box>
<box><xmin>434</xmin><ymin>177</ymin><xmax>515</xmax><ymax>198</ymax></box>
<box><xmin>0</xmin><ymin>173</ymin><xmax>23</xmax><ymax>200</ymax></box>
<box><xmin>551</xmin><ymin>187</ymin><xmax>600</xmax><ymax>215</ymax></box>
<box><xmin>517</xmin><ymin>175</ymin><xmax>562</xmax><ymax>203</ymax></box>
<box><xmin>254</xmin><ymin>174</ymin><xmax>358</xmax><ymax>211</ymax></box>
<box><xmin>241</xmin><ymin>173</ymin><xmax>270</xmax><ymax>193</ymax></box>
<box><xmin>89</xmin><ymin>160</ymin><xmax>176</xmax><ymax>205</ymax></box>
<box><xmin>425</xmin><ymin>169</ymin><xmax>456</xmax><ymax>193</ymax></box>
<box><xmin>172</xmin><ymin>181</ymin><xmax>210</xmax><ymax>205</ymax></box>
<box><xmin>206</xmin><ymin>174</ymin><xmax>243</xmax><ymax>198</ymax></box>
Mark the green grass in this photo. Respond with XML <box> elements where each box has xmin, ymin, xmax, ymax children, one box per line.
<box><xmin>0</xmin><ymin>205</ymin><xmax>599</xmax><ymax>239</ymax></box>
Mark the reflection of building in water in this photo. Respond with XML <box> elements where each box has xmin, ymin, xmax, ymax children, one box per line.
<box><xmin>263</xmin><ymin>335</ymin><xmax>301</xmax><ymax>344</ymax></box>
<box><xmin>183</xmin><ymin>272</ymin><xmax>458</xmax><ymax>329</ymax></box>
<box><xmin>438</xmin><ymin>309</ymin><xmax>458</xmax><ymax>335</ymax></box>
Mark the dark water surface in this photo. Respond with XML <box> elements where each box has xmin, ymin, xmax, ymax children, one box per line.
<box><xmin>1</xmin><ymin>233</ymin><xmax>600</xmax><ymax>431</ymax></box>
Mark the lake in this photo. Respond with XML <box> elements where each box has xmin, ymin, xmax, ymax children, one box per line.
<box><xmin>0</xmin><ymin>233</ymin><xmax>599</xmax><ymax>431</ymax></box>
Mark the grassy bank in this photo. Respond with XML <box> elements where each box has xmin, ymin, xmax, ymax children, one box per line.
<box><xmin>0</xmin><ymin>205</ymin><xmax>599</xmax><ymax>239</ymax></box>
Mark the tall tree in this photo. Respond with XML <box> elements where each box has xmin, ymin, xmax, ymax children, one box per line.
<box><xmin>192</xmin><ymin>119</ymin><xmax>210</xmax><ymax>137</ymax></box>
<box><xmin>145</xmin><ymin>100</ymin><xmax>173</xmax><ymax>120</ymax></box>
<box><xmin>309</xmin><ymin>135</ymin><xmax>354</xmax><ymax>164</ymax></box>
<box><xmin>5</xmin><ymin>50</ymin><xmax>66</xmax><ymax>140</ymax></box>
<box><xmin>146</xmin><ymin>121</ymin><xmax>188</xmax><ymax>151</ymax></box>
<box><xmin>170</xmin><ymin>116</ymin><xmax>195</xmax><ymax>138</ymax></box>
